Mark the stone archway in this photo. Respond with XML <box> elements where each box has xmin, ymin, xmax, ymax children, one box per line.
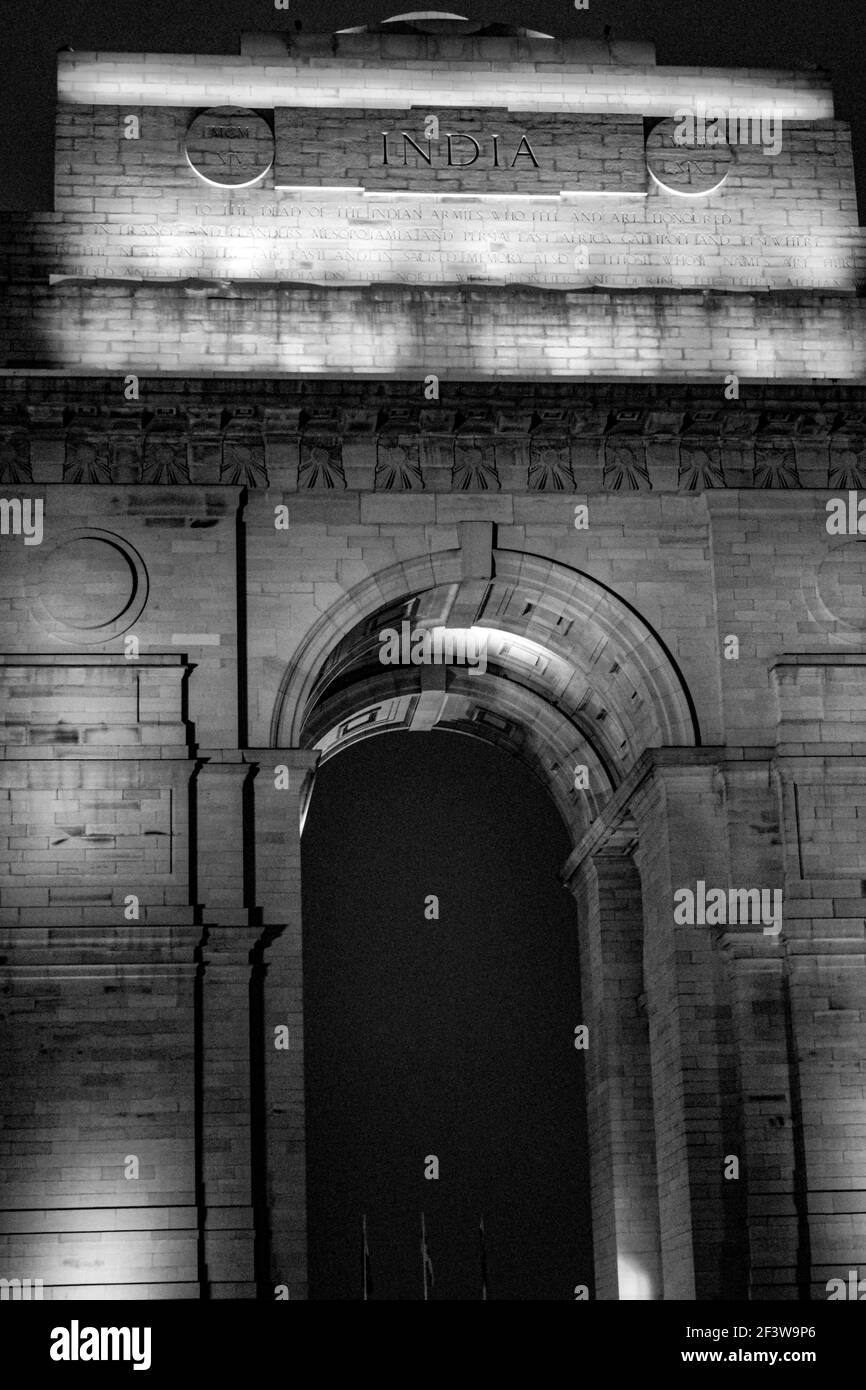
<box><xmin>259</xmin><ymin>539</ymin><xmax>702</xmax><ymax>1299</ymax></box>
<box><xmin>272</xmin><ymin>544</ymin><xmax>700</xmax><ymax>837</ymax></box>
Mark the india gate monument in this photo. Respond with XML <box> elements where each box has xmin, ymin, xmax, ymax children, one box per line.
<box><xmin>1</xmin><ymin>11</ymin><xmax>866</xmax><ymax>1304</ymax></box>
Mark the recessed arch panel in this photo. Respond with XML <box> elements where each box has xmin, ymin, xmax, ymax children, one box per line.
<box><xmin>301</xmin><ymin>665</ymin><xmax>616</xmax><ymax>840</ymax></box>
<box><xmin>272</xmin><ymin>549</ymin><xmax>700</xmax><ymax>814</ymax></box>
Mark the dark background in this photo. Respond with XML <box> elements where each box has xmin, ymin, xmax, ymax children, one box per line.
<box><xmin>301</xmin><ymin>732</ymin><xmax>591</xmax><ymax>1300</ymax></box>
<box><xmin>2</xmin><ymin>0</ymin><xmax>865</xmax><ymax>217</ymax></box>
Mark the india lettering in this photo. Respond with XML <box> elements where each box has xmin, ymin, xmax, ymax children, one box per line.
<box><xmin>380</xmin><ymin>130</ymin><xmax>540</xmax><ymax>169</ymax></box>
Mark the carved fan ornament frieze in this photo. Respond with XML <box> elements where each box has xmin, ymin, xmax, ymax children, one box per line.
<box><xmin>375</xmin><ymin>439</ymin><xmax>425</xmax><ymax>490</ymax></box>
<box><xmin>528</xmin><ymin>440</ymin><xmax>575</xmax><ymax>491</ymax></box>
<box><xmin>828</xmin><ymin>440</ymin><xmax>866</xmax><ymax>490</ymax></box>
<box><xmin>8</xmin><ymin>396</ymin><xmax>866</xmax><ymax>490</ymax></box>
<box><xmin>678</xmin><ymin>441</ymin><xmax>726</xmax><ymax>490</ymax></box>
<box><xmin>220</xmin><ymin>436</ymin><xmax>267</xmax><ymax>487</ymax></box>
<box><xmin>299</xmin><ymin>439</ymin><xmax>346</xmax><ymax>489</ymax></box>
<box><xmin>64</xmin><ymin>434</ymin><xmax>112</xmax><ymax>484</ymax></box>
<box><xmin>0</xmin><ymin>432</ymin><xmax>32</xmax><ymax>484</ymax></box>
<box><xmin>602</xmin><ymin>437</ymin><xmax>652</xmax><ymax>492</ymax></box>
<box><xmin>452</xmin><ymin>441</ymin><xmax>499</xmax><ymax>491</ymax></box>
<box><xmin>142</xmin><ymin>434</ymin><xmax>190</xmax><ymax>485</ymax></box>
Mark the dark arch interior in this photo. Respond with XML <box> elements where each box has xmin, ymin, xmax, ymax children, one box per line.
<box><xmin>300</xmin><ymin>730</ymin><xmax>594</xmax><ymax>1300</ymax></box>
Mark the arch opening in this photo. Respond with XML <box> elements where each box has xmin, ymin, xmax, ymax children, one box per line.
<box><xmin>300</xmin><ymin>730</ymin><xmax>594</xmax><ymax>1300</ymax></box>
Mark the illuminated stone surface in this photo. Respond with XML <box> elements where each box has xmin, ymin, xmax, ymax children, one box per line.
<box><xmin>37</xmin><ymin>535</ymin><xmax>139</xmax><ymax>632</ymax></box>
<box><xmin>1</xmin><ymin>19</ymin><xmax>866</xmax><ymax>1303</ymax></box>
<box><xmin>0</xmin><ymin>22</ymin><xmax>864</xmax><ymax>370</ymax></box>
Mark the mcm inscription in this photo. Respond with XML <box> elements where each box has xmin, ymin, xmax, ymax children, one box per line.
<box><xmin>184</xmin><ymin>108</ymin><xmax>275</xmax><ymax>188</ymax></box>
<box><xmin>205</xmin><ymin>124</ymin><xmax>251</xmax><ymax>140</ymax></box>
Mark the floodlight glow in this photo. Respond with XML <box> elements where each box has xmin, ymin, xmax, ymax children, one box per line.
<box><xmin>56</xmin><ymin>53</ymin><xmax>834</xmax><ymax>119</ymax></box>
<box><xmin>618</xmin><ymin>1256</ymin><xmax>654</xmax><ymax>1300</ymax></box>
<box><xmin>465</xmin><ymin>628</ymin><xmax>552</xmax><ymax>663</ymax></box>
<box><xmin>361</xmin><ymin>190</ymin><xmax>563</xmax><ymax>201</ymax></box>
<box><xmin>648</xmin><ymin>166</ymin><xmax>728</xmax><ymax>199</ymax></box>
<box><xmin>274</xmin><ymin>185</ymin><xmax>366</xmax><ymax>193</ymax></box>
<box><xmin>383</xmin><ymin>11</ymin><xmax>469</xmax><ymax>20</ymax></box>
<box><xmin>560</xmin><ymin>190</ymin><xmax>647</xmax><ymax>199</ymax></box>
<box><xmin>184</xmin><ymin>149</ymin><xmax>273</xmax><ymax>190</ymax></box>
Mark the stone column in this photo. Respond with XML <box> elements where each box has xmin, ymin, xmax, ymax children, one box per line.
<box><xmin>568</xmin><ymin>831</ymin><xmax>662</xmax><ymax>1300</ymax></box>
<box><xmin>770</xmin><ymin>658</ymin><xmax>866</xmax><ymax>1297</ymax></box>
<box><xmin>630</xmin><ymin>755</ymin><xmax>748</xmax><ymax>1300</ymax></box>
<box><xmin>246</xmin><ymin>748</ymin><xmax>319</xmax><ymax>1300</ymax></box>
<box><xmin>722</xmin><ymin>935</ymin><xmax>802</xmax><ymax>1299</ymax></box>
<box><xmin>194</xmin><ymin>757</ymin><xmax>259</xmax><ymax>1298</ymax></box>
<box><xmin>710</xmin><ymin>757</ymin><xmax>801</xmax><ymax>1300</ymax></box>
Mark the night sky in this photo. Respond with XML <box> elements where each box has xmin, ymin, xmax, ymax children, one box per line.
<box><xmin>301</xmin><ymin>732</ymin><xmax>591</xmax><ymax>1300</ymax></box>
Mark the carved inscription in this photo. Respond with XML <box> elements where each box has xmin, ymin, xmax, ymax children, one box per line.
<box><xmin>47</xmin><ymin>200</ymin><xmax>856</xmax><ymax>293</ymax></box>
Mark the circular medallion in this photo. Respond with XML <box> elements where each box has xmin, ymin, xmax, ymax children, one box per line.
<box><xmin>35</xmin><ymin>530</ymin><xmax>148</xmax><ymax>643</ymax></box>
<box><xmin>803</xmin><ymin>537</ymin><xmax>866</xmax><ymax>638</ymax></box>
<box><xmin>645</xmin><ymin>117</ymin><xmax>731</xmax><ymax>197</ymax></box>
<box><xmin>185</xmin><ymin>107</ymin><xmax>274</xmax><ymax>188</ymax></box>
